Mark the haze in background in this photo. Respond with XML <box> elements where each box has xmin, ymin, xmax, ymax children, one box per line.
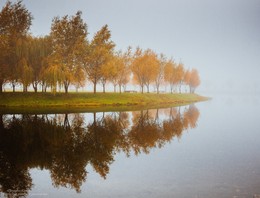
<box><xmin>1</xmin><ymin>0</ymin><xmax>259</xmax><ymax>95</ymax></box>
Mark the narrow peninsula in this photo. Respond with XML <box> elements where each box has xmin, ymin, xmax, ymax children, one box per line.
<box><xmin>0</xmin><ymin>92</ymin><xmax>208</xmax><ymax>111</ymax></box>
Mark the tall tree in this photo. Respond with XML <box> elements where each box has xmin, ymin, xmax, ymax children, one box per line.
<box><xmin>0</xmin><ymin>0</ymin><xmax>32</xmax><ymax>93</ymax></box>
<box><xmin>49</xmin><ymin>11</ymin><xmax>88</xmax><ymax>94</ymax></box>
<box><xmin>85</xmin><ymin>24</ymin><xmax>115</xmax><ymax>93</ymax></box>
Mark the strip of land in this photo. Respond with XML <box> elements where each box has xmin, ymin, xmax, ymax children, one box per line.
<box><xmin>0</xmin><ymin>92</ymin><xmax>209</xmax><ymax>112</ymax></box>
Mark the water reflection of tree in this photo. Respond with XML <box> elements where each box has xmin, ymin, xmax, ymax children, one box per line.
<box><xmin>87</xmin><ymin>112</ymin><xmax>128</xmax><ymax>178</ymax></box>
<box><xmin>51</xmin><ymin>114</ymin><xmax>88</xmax><ymax>192</ymax></box>
<box><xmin>0</xmin><ymin>105</ymin><xmax>200</xmax><ymax>195</ymax></box>
<box><xmin>128</xmin><ymin>110</ymin><xmax>164</xmax><ymax>154</ymax></box>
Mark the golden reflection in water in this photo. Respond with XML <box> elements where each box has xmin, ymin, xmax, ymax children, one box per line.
<box><xmin>0</xmin><ymin>105</ymin><xmax>199</xmax><ymax>195</ymax></box>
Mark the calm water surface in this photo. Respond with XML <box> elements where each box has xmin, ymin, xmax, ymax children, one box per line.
<box><xmin>0</xmin><ymin>94</ymin><xmax>259</xmax><ymax>198</ymax></box>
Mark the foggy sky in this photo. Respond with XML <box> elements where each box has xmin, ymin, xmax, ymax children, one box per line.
<box><xmin>1</xmin><ymin>0</ymin><xmax>260</xmax><ymax>94</ymax></box>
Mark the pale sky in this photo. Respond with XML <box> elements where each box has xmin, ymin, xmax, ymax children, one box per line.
<box><xmin>1</xmin><ymin>0</ymin><xmax>260</xmax><ymax>95</ymax></box>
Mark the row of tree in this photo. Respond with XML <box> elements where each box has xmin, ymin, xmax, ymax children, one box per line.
<box><xmin>0</xmin><ymin>1</ymin><xmax>200</xmax><ymax>94</ymax></box>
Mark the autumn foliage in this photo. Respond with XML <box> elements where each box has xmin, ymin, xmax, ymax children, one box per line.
<box><xmin>0</xmin><ymin>1</ymin><xmax>201</xmax><ymax>94</ymax></box>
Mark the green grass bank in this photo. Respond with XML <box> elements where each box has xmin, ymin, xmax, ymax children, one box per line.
<box><xmin>0</xmin><ymin>92</ymin><xmax>208</xmax><ymax>112</ymax></box>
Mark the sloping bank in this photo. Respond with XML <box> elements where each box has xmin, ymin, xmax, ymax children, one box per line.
<box><xmin>0</xmin><ymin>92</ymin><xmax>209</xmax><ymax>113</ymax></box>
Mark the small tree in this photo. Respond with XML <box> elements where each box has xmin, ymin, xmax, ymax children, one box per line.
<box><xmin>100</xmin><ymin>55</ymin><xmax>114</xmax><ymax>93</ymax></box>
<box><xmin>18</xmin><ymin>58</ymin><xmax>33</xmax><ymax>92</ymax></box>
<box><xmin>176</xmin><ymin>62</ymin><xmax>184</xmax><ymax>93</ymax></box>
<box><xmin>189</xmin><ymin>69</ymin><xmax>200</xmax><ymax>93</ymax></box>
<box><xmin>117</xmin><ymin>47</ymin><xmax>132</xmax><ymax>93</ymax></box>
<box><xmin>131</xmin><ymin>48</ymin><xmax>159</xmax><ymax>93</ymax></box>
<box><xmin>154</xmin><ymin>53</ymin><xmax>166</xmax><ymax>94</ymax></box>
<box><xmin>45</xmin><ymin>53</ymin><xmax>63</xmax><ymax>95</ymax></box>
<box><xmin>103</xmin><ymin>50</ymin><xmax>131</xmax><ymax>93</ymax></box>
<box><xmin>183</xmin><ymin>69</ymin><xmax>191</xmax><ymax>93</ymax></box>
<box><xmin>164</xmin><ymin>59</ymin><xmax>178</xmax><ymax>93</ymax></box>
<box><xmin>27</xmin><ymin>36</ymin><xmax>52</xmax><ymax>92</ymax></box>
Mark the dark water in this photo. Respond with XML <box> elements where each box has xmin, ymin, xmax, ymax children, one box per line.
<box><xmin>0</xmin><ymin>95</ymin><xmax>259</xmax><ymax>198</ymax></box>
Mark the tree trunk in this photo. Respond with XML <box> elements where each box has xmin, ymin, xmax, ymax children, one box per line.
<box><xmin>64</xmin><ymin>114</ymin><xmax>70</xmax><ymax>129</ymax></box>
<box><xmin>0</xmin><ymin>80</ymin><xmax>3</xmax><ymax>93</ymax></box>
<box><xmin>119</xmin><ymin>85</ymin><xmax>122</xmax><ymax>93</ymax></box>
<box><xmin>93</xmin><ymin>112</ymin><xmax>96</xmax><ymax>125</ymax></box>
<box><xmin>12</xmin><ymin>84</ymin><xmax>15</xmax><ymax>92</ymax></box>
<box><xmin>102</xmin><ymin>83</ymin><xmax>105</xmax><ymax>93</ymax></box>
<box><xmin>0</xmin><ymin>114</ymin><xmax>3</xmax><ymax>130</ymax></box>
<box><xmin>64</xmin><ymin>82</ymin><xmax>69</xmax><ymax>94</ymax></box>
<box><xmin>114</xmin><ymin>85</ymin><xmax>116</xmax><ymax>93</ymax></box>
<box><xmin>155</xmin><ymin>109</ymin><xmax>159</xmax><ymax>122</ymax></box>
<box><xmin>33</xmin><ymin>82</ymin><xmax>38</xmax><ymax>93</ymax></box>
<box><xmin>141</xmin><ymin>85</ymin><xmax>144</xmax><ymax>94</ymax></box>
<box><xmin>41</xmin><ymin>81</ymin><xmax>46</xmax><ymax>92</ymax></box>
<box><xmin>23</xmin><ymin>85</ymin><xmax>28</xmax><ymax>92</ymax></box>
<box><xmin>169</xmin><ymin>107</ymin><xmax>173</xmax><ymax>119</ymax></box>
<box><xmin>156</xmin><ymin>85</ymin><xmax>159</xmax><ymax>94</ymax></box>
<box><xmin>147</xmin><ymin>85</ymin><xmax>150</xmax><ymax>93</ymax></box>
<box><xmin>94</xmin><ymin>82</ymin><xmax>97</xmax><ymax>94</ymax></box>
<box><xmin>52</xmin><ymin>84</ymin><xmax>57</xmax><ymax>95</ymax></box>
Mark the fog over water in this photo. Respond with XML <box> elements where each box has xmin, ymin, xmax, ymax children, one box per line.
<box><xmin>1</xmin><ymin>0</ymin><xmax>259</xmax><ymax>95</ymax></box>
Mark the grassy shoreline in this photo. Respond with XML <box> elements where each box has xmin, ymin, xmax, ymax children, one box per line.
<box><xmin>0</xmin><ymin>92</ymin><xmax>209</xmax><ymax>112</ymax></box>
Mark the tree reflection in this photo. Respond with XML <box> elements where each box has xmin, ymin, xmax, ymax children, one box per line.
<box><xmin>50</xmin><ymin>114</ymin><xmax>88</xmax><ymax>193</ymax></box>
<box><xmin>0</xmin><ymin>105</ymin><xmax>200</xmax><ymax>195</ymax></box>
<box><xmin>128</xmin><ymin>110</ymin><xmax>164</xmax><ymax>154</ymax></box>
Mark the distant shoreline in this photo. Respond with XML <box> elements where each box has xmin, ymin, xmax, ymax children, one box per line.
<box><xmin>0</xmin><ymin>92</ymin><xmax>209</xmax><ymax>112</ymax></box>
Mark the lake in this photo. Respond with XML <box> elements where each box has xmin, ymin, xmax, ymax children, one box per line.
<box><xmin>0</xmin><ymin>94</ymin><xmax>259</xmax><ymax>198</ymax></box>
